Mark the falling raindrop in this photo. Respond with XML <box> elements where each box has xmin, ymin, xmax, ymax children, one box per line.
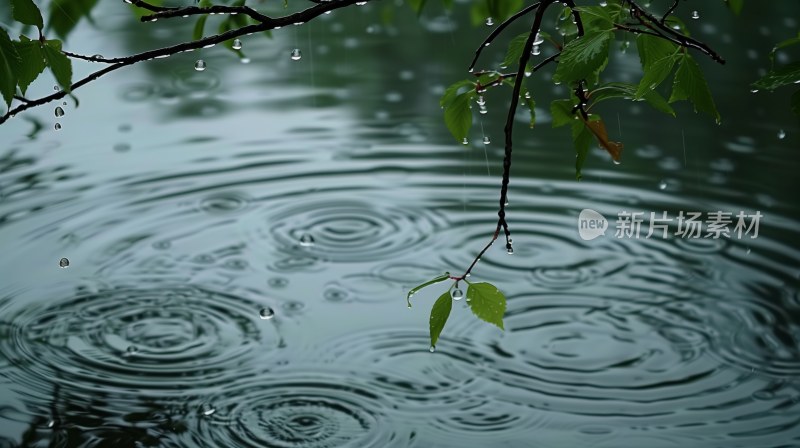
<box><xmin>532</xmin><ymin>45</ymin><xmax>541</xmax><ymax>56</ymax></box>
<box><xmin>126</xmin><ymin>345</ymin><xmax>138</xmax><ymax>355</ymax></box>
<box><xmin>259</xmin><ymin>307</ymin><xmax>275</xmax><ymax>320</ymax></box>
<box><xmin>479</xmin><ymin>104</ymin><xmax>488</xmax><ymax>115</ymax></box>
<box><xmin>232</xmin><ymin>38</ymin><xmax>242</xmax><ymax>50</ymax></box>
<box><xmin>778</xmin><ymin>129</ymin><xmax>786</xmax><ymax>139</ymax></box>
<box><xmin>429</xmin><ymin>345</ymin><xmax>436</xmax><ymax>353</ymax></box>
<box><xmin>194</xmin><ymin>59</ymin><xmax>207</xmax><ymax>71</ymax></box>
<box><xmin>691</xmin><ymin>10</ymin><xmax>700</xmax><ymax>19</ymax></box>
<box><xmin>485</xmin><ymin>17</ymin><xmax>494</xmax><ymax>26</ymax></box>
<box><xmin>54</xmin><ymin>123</ymin><xmax>62</xmax><ymax>131</ymax></box>
<box><xmin>462</xmin><ymin>138</ymin><xmax>469</xmax><ymax>145</ymax></box>
<box><xmin>533</xmin><ymin>32</ymin><xmax>544</xmax><ymax>45</ymax></box>
<box><xmin>476</xmin><ymin>95</ymin><xmax>485</xmax><ymax>106</ymax></box>
<box><xmin>54</xmin><ymin>106</ymin><xmax>64</xmax><ymax>117</ymax></box>
<box><xmin>600</xmin><ymin>0</ymin><xmax>608</xmax><ymax>5</ymax></box>
<box><xmin>507</xmin><ymin>247</ymin><xmax>514</xmax><ymax>255</ymax></box>
<box><xmin>290</xmin><ymin>48</ymin><xmax>302</xmax><ymax>60</ymax></box>
<box><xmin>483</xmin><ymin>136</ymin><xmax>490</xmax><ymax>145</ymax></box>
<box><xmin>452</xmin><ymin>289</ymin><xmax>464</xmax><ymax>300</ymax></box>
<box><xmin>201</xmin><ymin>404</ymin><xmax>216</xmax><ymax>416</ymax></box>
<box><xmin>299</xmin><ymin>233</ymin><xmax>315</xmax><ymax>247</ymax></box>
<box><xmin>53</xmin><ymin>85</ymin><xmax>60</xmax><ymax>91</ymax></box>
<box><xmin>58</xmin><ymin>257</ymin><xmax>69</xmax><ymax>268</ymax></box>
<box><xmin>659</xmin><ymin>180</ymin><xmax>667</xmax><ymax>190</ymax></box>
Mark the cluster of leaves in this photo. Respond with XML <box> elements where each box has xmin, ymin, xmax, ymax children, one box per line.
<box><xmin>406</xmin><ymin>273</ymin><xmax>506</xmax><ymax>349</ymax></box>
<box><xmin>440</xmin><ymin>3</ymin><xmax>722</xmax><ymax>180</ymax></box>
<box><xmin>0</xmin><ymin>0</ymin><xmax>75</xmax><ymax>109</ymax></box>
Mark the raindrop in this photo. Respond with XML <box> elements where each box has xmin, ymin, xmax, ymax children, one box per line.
<box><xmin>299</xmin><ymin>233</ymin><xmax>315</xmax><ymax>247</ymax></box>
<box><xmin>691</xmin><ymin>10</ymin><xmax>700</xmax><ymax>19</ymax></box>
<box><xmin>290</xmin><ymin>48</ymin><xmax>302</xmax><ymax>60</ymax></box>
<box><xmin>600</xmin><ymin>0</ymin><xmax>607</xmax><ymax>5</ymax></box>
<box><xmin>232</xmin><ymin>38</ymin><xmax>242</xmax><ymax>50</ymax></box>
<box><xmin>356</xmin><ymin>1</ymin><xmax>367</xmax><ymax>4</ymax></box>
<box><xmin>612</xmin><ymin>159</ymin><xmax>621</xmax><ymax>165</ymax></box>
<box><xmin>58</xmin><ymin>257</ymin><xmax>69</xmax><ymax>268</ymax></box>
<box><xmin>532</xmin><ymin>45</ymin><xmax>541</xmax><ymax>56</ymax></box>
<box><xmin>54</xmin><ymin>123</ymin><xmax>62</xmax><ymax>131</ymax></box>
<box><xmin>240</xmin><ymin>57</ymin><xmax>251</xmax><ymax>64</ymax></box>
<box><xmin>47</xmin><ymin>420</ymin><xmax>56</xmax><ymax>428</ymax></box>
<box><xmin>659</xmin><ymin>180</ymin><xmax>667</xmax><ymax>190</ymax></box>
<box><xmin>483</xmin><ymin>136</ymin><xmax>490</xmax><ymax>145</ymax></box>
<box><xmin>194</xmin><ymin>59</ymin><xmax>207</xmax><ymax>71</ymax></box>
<box><xmin>485</xmin><ymin>17</ymin><xmax>494</xmax><ymax>26</ymax></box>
<box><xmin>462</xmin><ymin>138</ymin><xmax>469</xmax><ymax>145</ymax></box>
<box><xmin>507</xmin><ymin>247</ymin><xmax>514</xmax><ymax>255</ymax></box>
<box><xmin>429</xmin><ymin>345</ymin><xmax>436</xmax><ymax>353</ymax></box>
<box><xmin>201</xmin><ymin>404</ymin><xmax>216</xmax><ymax>416</ymax></box>
<box><xmin>126</xmin><ymin>345</ymin><xmax>138</xmax><ymax>355</ymax></box>
<box><xmin>479</xmin><ymin>104</ymin><xmax>488</xmax><ymax>115</ymax></box>
<box><xmin>476</xmin><ymin>95</ymin><xmax>485</xmax><ymax>106</ymax></box>
<box><xmin>533</xmin><ymin>32</ymin><xmax>544</xmax><ymax>45</ymax></box>
<box><xmin>750</xmin><ymin>89</ymin><xmax>759</xmax><ymax>93</ymax></box>
<box><xmin>778</xmin><ymin>129</ymin><xmax>786</xmax><ymax>139</ymax></box>
<box><xmin>62</xmin><ymin>101</ymin><xmax>67</xmax><ymax>106</ymax></box>
<box><xmin>53</xmin><ymin>85</ymin><xmax>60</xmax><ymax>91</ymax></box>
<box><xmin>54</xmin><ymin>106</ymin><xmax>64</xmax><ymax>117</ymax></box>
<box><xmin>259</xmin><ymin>307</ymin><xmax>275</xmax><ymax>320</ymax></box>
<box><xmin>524</xmin><ymin>91</ymin><xmax>531</xmax><ymax>99</ymax></box>
<box><xmin>452</xmin><ymin>289</ymin><xmax>464</xmax><ymax>300</ymax></box>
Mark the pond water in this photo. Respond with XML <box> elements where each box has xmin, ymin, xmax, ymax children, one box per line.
<box><xmin>1</xmin><ymin>1</ymin><xmax>799</xmax><ymax>447</ymax></box>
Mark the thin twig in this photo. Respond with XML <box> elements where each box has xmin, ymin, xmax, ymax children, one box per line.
<box><xmin>661</xmin><ymin>0</ymin><xmax>680</xmax><ymax>24</ymax></box>
<box><xmin>468</xmin><ymin>2</ymin><xmax>541</xmax><ymax>72</ymax></box>
<box><xmin>141</xmin><ymin>4</ymin><xmax>270</xmax><ymax>23</ymax></box>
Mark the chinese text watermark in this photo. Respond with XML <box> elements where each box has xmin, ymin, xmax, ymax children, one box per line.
<box><xmin>578</xmin><ymin>209</ymin><xmax>762</xmax><ymax>241</ymax></box>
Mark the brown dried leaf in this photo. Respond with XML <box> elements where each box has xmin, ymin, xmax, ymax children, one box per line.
<box><xmin>585</xmin><ymin>118</ymin><xmax>623</xmax><ymax>162</ymax></box>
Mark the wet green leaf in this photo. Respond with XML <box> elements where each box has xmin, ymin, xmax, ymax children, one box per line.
<box><xmin>42</xmin><ymin>40</ymin><xmax>71</xmax><ymax>93</ymax></box>
<box><xmin>429</xmin><ymin>291</ymin><xmax>452</xmax><ymax>348</ymax></box>
<box><xmin>443</xmin><ymin>91</ymin><xmax>474</xmax><ymax>142</ymax></box>
<box><xmin>753</xmin><ymin>62</ymin><xmax>800</xmax><ymax>91</ymax></box>
<box><xmin>550</xmin><ymin>99</ymin><xmax>575</xmax><ymax>128</ymax></box>
<box><xmin>554</xmin><ymin>30</ymin><xmax>614</xmax><ymax>84</ymax></box>
<box><xmin>406</xmin><ymin>273</ymin><xmax>450</xmax><ymax>307</ymax></box>
<box><xmin>11</xmin><ymin>0</ymin><xmax>43</xmax><ymax>29</ymax></box>
<box><xmin>48</xmin><ymin>0</ymin><xmax>99</xmax><ymax>39</ymax></box>
<box><xmin>572</xmin><ymin>117</ymin><xmax>594</xmax><ymax>180</ymax></box>
<box><xmin>502</xmin><ymin>32</ymin><xmax>528</xmax><ymax>68</ymax></box>
<box><xmin>13</xmin><ymin>36</ymin><xmax>46</xmax><ymax>95</ymax></box>
<box><xmin>591</xmin><ymin>83</ymin><xmax>674</xmax><ymax>116</ymax></box>
<box><xmin>669</xmin><ymin>53</ymin><xmax>720</xmax><ymax>123</ymax></box>
<box><xmin>440</xmin><ymin>79</ymin><xmax>473</xmax><ymax>108</ymax></box>
<box><xmin>466</xmin><ymin>282</ymin><xmax>506</xmax><ymax>330</ymax></box>
<box><xmin>0</xmin><ymin>28</ymin><xmax>21</xmax><ymax>107</ymax></box>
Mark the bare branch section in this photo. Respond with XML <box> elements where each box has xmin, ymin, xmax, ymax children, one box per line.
<box><xmin>0</xmin><ymin>0</ymin><xmax>373</xmax><ymax>124</ymax></box>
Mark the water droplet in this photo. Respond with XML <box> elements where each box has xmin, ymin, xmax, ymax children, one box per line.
<box><xmin>483</xmin><ymin>136</ymin><xmax>491</xmax><ymax>145</ymax></box>
<box><xmin>126</xmin><ymin>345</ymin><xmax>138</xmax><ymax>355</ymax></box>
<box><xmin>54</xmin><ymin>106</ymin><xmax>64</xmax><ymax>117</ymax></box>
<box><xmin>47</xmin><ymin>419</ymin><xmax>56</xmax><ymax>428</ymax></box>
<box><xmin>507</xmin><ymin>246</ymin><xmax>514</xmax><ymax>255</ymax></box>
<box><xmin>299</xmin><ymin>233</ymin><xmax>315</xmax><ymax>247</ymax></box>
<box><xmin>54</xmin><ymin>123</ymin><xmax>62</xmax><ymax>131</ymax></box>
<box><xmin>476</xmin><ymin>95</ymin><xmax>485</xmax><ymax>106</ymax></box>
<box><xmin>290</xmin><ymin>48</ymin><xmax>302</xmax><ymax>60</ymax></box>
<box><xmin>524</xmin><ymin>92</ymin><xmax>531</xmax><ymax>99</ymax></box>
<box><xmin>240</xmin><ymin>57</ymin><xmax>251</xmax><ymax>64</ymax></box>
<box><xmin>194</xmin><ymin>59</ymin><xmax>206</xmax><ymax>71</ymax></box>
<box><xmin>778</xmin><ymin>129</ymin><xmax>786</xmax><ymax>139</ymax></box>
<box><xmin>429</xmin><ymin>345</ymin><xmax>436</xmax><ymax>353</ymax></box>
<box><xmin>62</xmin><ymin>101</ymin><xmax>67</xmax><ymax>106</ymax></box>
<box><xmin>356</xmin><ymin>1</ymin><xmax>367</xmax><ymax>5</ymax></box>
<box><xmin>462</xmin><ymin>137</ymin><xmax>469</xmax><ymax>145</ymax></box>
<box><xmin>58</xmin><ymin>257</ymin><xmax>69</xmax><ymax>268</ymax></box>
<box><xmin>232</xmin><ymin>38</ymin><xmax>242</xmax><ymax>50</ymax></box>
<box><xmin>53</xmin><ymin>85</ymin><xmax>60</xmax><ymax>91</ymax></box>
<box><xmin>259</xmin><ymin>307</ymin><xmax>275</xmax><ymax>320</ymax></box>
<box><xmin>658</xmin><ymin>180</ymin><xmax>667</xmax><ymax>190</ymax></box>
<box><xmin>691</xmin><ymin>10</ymin><xmax>700</xmax><ymax>19</ymax></box>
<box><xmin>201</xmin><ymin>404</ymin><xmax>216</xmax><ymax>416</ymax></box>
<box><xmin>750</xmin><ymin>89</ymin><xmax>759</xmax><ymax>93</ymax></box>
<box><xmin>531</xmin><ymin>45</ymin><xmax>541</xmax><ymax>56</ymax></box>
<box><xmin>612</xmin><ymin>159</ymin><xmax>621</xmax><ymax>165</ymax></box>
<box><xmin>479</xmin><ymin>104</ymin><xmax>488</xmax><ymax>114</ymax></box>
<box><xmin>533</xmin><ymin>32</ymin><xmax>544</xmax><ymax>45</ymax></box>
<box><xmin>452</xmin><ymin>289</ymin><xmax>463</xmax><ymax>300</ymax></box>
<box><xmin>485</xmin><ymin>17</ymin><xmax>494</xmax><ymax>26</ymax></box>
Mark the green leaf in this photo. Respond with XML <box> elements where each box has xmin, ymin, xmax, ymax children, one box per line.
<box><xmin>0</xmin><ymin>29</ymin><xmax>22</xmax><ymax>107</ymax></box>
<box><xmin>193</xmin><ymin>15</ymin><xmax>208</xmax><ymax>41</ymax></box>
<box><xmin>42</xmin><ymin>40</ymin><xmax>71</xmax><ymax>93</ymax></box>
<box><xmin>466</xmin><ymin>282</ymin><xmax>506</xmax><ymax>330</ymax></box>
<box><xmin>554</xmin><ymin>30</ymin><xmax>614</xmax><ymax>84</ymax></box>
<box><xmin>13</xmin><ymin>36</ymin><xmax>46</xmax><ymax>95</ymax></box>
<box><xmin>636</xmin><ymin>34</ymin><xmax>679</xmax><ymax>71</ymax></box>
<box><xmin>429</xmin><ymin>291</ymin><xmax>452</xmax><ymax>348</ymax></box>
<box><xmin>519</xmin><ymin>84</ymin><xmax>535</xmax><ymax>127</ymax></box>
<box><xmin>791</xmin><ymin>90</ymin><xmax>800</xmax><ymax>116</ymax></box>
<box><xmin>725</xmin><ymin>0</ymin><xmax>744</xmax><ymax>15</ymax></box>
<box><xmin>573</xmin><ymin>6</ymin><xmax>614</xmax><ymax>27</ymax></box>
<box><xmin>11</xmin><ymin>0</ymin><xmax>44</xmax><ymax>29</ymax></box>
<box><xmin>635</xmin><ymin>52</ymin><xmax>680</xmax><ymax>99</ymax></box>
<box><xmin>502</xmin><ymin>32</ymin><xmax>528</xmax><ymax>69</ymax></box>
<box><xmin>767</xmin><ymin>33</ymin><xmax>800</xmax><ymax>66</ymax></box>
<box><xmin>590</xmin><ymin>83</ymin><xmax>674</xmax><ymax>116</ymax></box>
<box><xmin>752</xmin><ymin>62</ymin><xmax>800</xmax><ymax>91</ymax></box>
<box><xmin>440</xmin><ymin>79</ymin><xmax>473</xmax><ymax>108</ymax></box>
<box><xmin>48</xmin><ymin>0</ymin><xmax>99</xmax><ymax>39</ymax></box>
<box><xmin>572</xmin><ymin>118</ymin><xmax>594</xmax><ymax>180</ymax></box>
<box><xmin>443</xmin><ymin>91</ymin><xmax>474</xmax><ymax>142</ymax></box>
<box><xmin>669</xmin><ymin>53</ymin><xmax>720</xmax><ymax>123</ymax></box>
<box><xmin>406</xmin><ymin>273</ymin><xmax>450</xmax><ymax>307</ymax></box>
<box><xmin>550</xmin><ymin>99</ymin><xmax>575</xmax><ymax>128</ymax></box>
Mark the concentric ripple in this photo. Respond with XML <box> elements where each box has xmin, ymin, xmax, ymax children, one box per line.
<box><xmin>186</xmin><ymin>371</ymin><xmax>408</xmax><ymax>448</ymax></box>
<box><xmin>0</xmin><ymin>285</ymin><xmax>280</xmax><ymax>397</ymax></box>
<box><xmin>243</xmin><ymin>198</ymin><xmax>448</xmax><ymax>264</ymax></box>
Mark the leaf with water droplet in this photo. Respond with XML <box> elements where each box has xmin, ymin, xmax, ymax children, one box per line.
<box><xmin>669</xmin><ymin>52</ymin><xmax>720</xmax><ymax>123</ymax></box>
<box><xmin>584</xmin><ymin>116</ymin><xmax>623</xmax><ymax>163</ymax></box>
<box><xmin>406</xmin><ymin>273</ymin><xmax>450</xmax><ymax>307</ymax></box>
<box><xmin>440</xmin><ymin>79</ymin><xmax>474</xmax><ymax>109</ymax></box>
<box><xmin>429</xmin><ymin>291</ymin><xmax>452</xmax><ymax>348</ymax></box>
<box><xmin>635</xmin><ymin>36</ymin><xmax>680</xmax><ymax>100</ymax></box>
<box><xmin>443</xmin><ymin>90</ymin><xmax>475</xmax><ymax>143</ymax></box>
<box><xmin>752</xmin><ymin>62</ymin><xmax>800</xmax><ymax>92</ymax></box>
<box><xmin>42</xmin><ymin>40</ymin><xmax>72</xmax><ymax>93</ymax></box>
<box><xmin>553</xmin><ymin>30</ymin><xmax>613</xmax><ymax>84</ymax></box>
<box><xmin>466</xmin><ymin>282</ymin><xmax>506</xmax><ymax>330</ymax></box>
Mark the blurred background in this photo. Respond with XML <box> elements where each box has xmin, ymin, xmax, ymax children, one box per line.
<box><xmin>0</xmin><ymin>0</ymin><xmax>799</xmax><ymax>446</ymax></box>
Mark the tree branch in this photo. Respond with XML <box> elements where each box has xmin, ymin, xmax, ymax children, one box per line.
<box><xmin>468</xmin><ymin>2</ymin><xmax>541</xmax><ymax>72</ymax></box>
